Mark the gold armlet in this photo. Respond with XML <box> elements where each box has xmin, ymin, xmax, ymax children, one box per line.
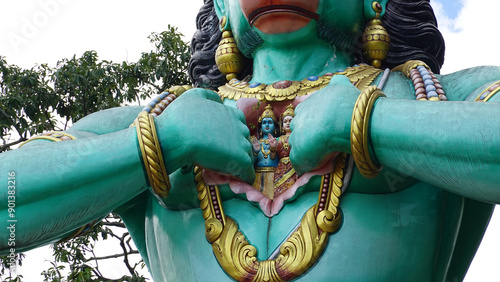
<box><xmin>350</xmin><ymin>85</ymin><xmax>385</xmax><ymax>178</ymax></box>
<box><xmin>19</xmin><ymin>131</ymin><xmax>77</xmax><ymax>147</ymax></box>
<box><xmin>134</xmin><ymin>111</ymin><xmax>170</xmax><ymax>198</ymax></box>
<box><xmin>475</xmin><ymin>80</ymin><xmax>500</xmax><ymax>102</ymax></box>
<box><xmin>393</xmin><ymin>60</ymin><xmax>447</xmax><ymax>101</ymax></box>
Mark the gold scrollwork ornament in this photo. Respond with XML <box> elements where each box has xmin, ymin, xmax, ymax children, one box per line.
<box><xmin>195</xmin><ymin>153</ymin><xmax>347</xmax><ymax>281</ymax></box>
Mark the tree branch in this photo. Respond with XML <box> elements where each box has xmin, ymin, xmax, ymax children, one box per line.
<box><xmin>82</xmin><ymin>250</ymin><xmax>139</xmax><ymax>263</ymax></box>
<box><xmin>43</xmin><ymin>111</ymin><xmax>55</xmax><ymax>131</ymax></box>
<box><xmin>101</xmin><ymin>221</ymin><xmax>126</xmax><ymax>228</ymax></box>
<box><xmin>143</xmin><ymin>80</ymin><xmax>162</xmax><ymax>91</ymax></box>
<box><xmin>0</xmin><ymin>137</ymin><xmax>27</xmax><ymax>152</ymax></box>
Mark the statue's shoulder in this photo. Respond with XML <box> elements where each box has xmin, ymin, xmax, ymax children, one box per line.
<box><xmin>437</xmin><ymin>66</ymin><xmax>500</xmax><ymax>101</ymax></box>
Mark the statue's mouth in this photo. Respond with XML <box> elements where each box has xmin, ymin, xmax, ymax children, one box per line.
<box><xmin>247</xmin><ymin>5</ymin><xmax>320</xmax><ymax>27</ymax></box>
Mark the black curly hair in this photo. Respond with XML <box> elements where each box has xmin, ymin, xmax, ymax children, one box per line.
<box><xmin>188</xmin><ymin>0</ymin><xmax>445</xmax><ymax>88</ymax></box>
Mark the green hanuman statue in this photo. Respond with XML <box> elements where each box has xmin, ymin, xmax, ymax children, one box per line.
<box><xmin>2</xmin><ymin>0</ymin><xmax>500</xmax><ymax>281</ymax></box>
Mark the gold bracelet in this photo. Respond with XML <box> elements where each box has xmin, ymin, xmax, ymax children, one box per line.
<box><xmin>134</xmin><ymin>111</ymin><xmax>170</xmax><ymax>198</ymax></box>
<box><xmin>350</xmin><ymin>85</ymin><xmax>385</xmax><ymax>178</ymax></box>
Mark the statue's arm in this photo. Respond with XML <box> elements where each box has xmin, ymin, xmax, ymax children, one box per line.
<box><xmin>0</xmin><ymin>107</ymin><xmax>148</xmax><ymax>253</ymax></box>
<box><xmin>367</xmin><ymin>67</ymin><xmax>500</xmax><ymax>202</ymax></box>
<box><xmin>291</xmin><ymin>74</ymin><xmax>500</xmax><ymax>203</ymax></box>
<box><xmin>368</xmin><ymin>97</ymin><xmax>500</xmax><ymax>202</ymax></box>
<box><xmin>0</xmin><ymin>89</ymin><xmax>255</xmax><ymax>254</ymax></box>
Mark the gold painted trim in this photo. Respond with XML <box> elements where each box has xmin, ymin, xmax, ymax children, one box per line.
<box><xmin>392</xmin><ymin>60</ymin><xmax>430</xmax><ymax>77</ymax></box>
<box><xmin>218</xmin><ymin>65</ymin><xmax>382</xmax><ymax>102</ymax></box>
<box><xmin>350</xmin><ymin>86</ymin><xmax>385</xmax><ymax>178</ymax></box>
<box><xmin>475</xmin><ymin>80</ymin><xmax>500</xmax><ymax>102</ymax></box>
<box><xmin>195</xmin><ymin>153</ymin><xmax>347</xmax><ymax>281</ymax></box>
<box><xmin>19</xmin><ymin>131</ymin><xmax>78</xmax><ymax>147</ymax></box>
<box><xmin>255</xmin><ymin>167</ymin><xmax>277</xmax><ymax>173</ymax></box>
<box><xmin>274</xmin><ymin>167</ymin><xmax>296</xmax><ymax>189</ymax></box>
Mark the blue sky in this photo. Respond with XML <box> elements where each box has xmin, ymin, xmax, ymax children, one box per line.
<box><xmin>433</xmin><ymin>0</ymin><xmax>463</xmax><ymax>19</ymax></box>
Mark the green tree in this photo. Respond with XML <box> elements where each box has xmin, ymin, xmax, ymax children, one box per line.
<box><xmin>0</xmin><ymin>25</ymin><xmax>190</xmax><ymax>281</ymax></box>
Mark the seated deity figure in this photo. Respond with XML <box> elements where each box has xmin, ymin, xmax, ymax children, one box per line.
<box><xmin>2</xmin><ymin>0</ymin><xmax>500</xmax><ymax>281</ymax></box>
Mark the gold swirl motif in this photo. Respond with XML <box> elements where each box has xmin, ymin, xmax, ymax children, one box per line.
<box><xmin>135</xmin><ymin>111</ymin><xmax>170</xmax><ymax>198</ymax></box>
<box><xmin>316</xmin><ymin>154</ymin><xmax>344</xmax><ymax>233</ymax></box>
<box><xmin>205</xmin><ymin>218</ymin><xmax>224</xmax><ymax>244</ymax></box>
<box><xmin>213</xmin><ymin>217</ymin><xmax>259</xmax><ymax>281</ymax></box>
<box><xmin>275</xmin><ymin>206</ymin><xmax>328</xmax><ymax>281</ymax></box>
<box><xmin>195</xmin><ymin>154</ymin><xmax>347</xmax><ymax>281</ymax></box>
<box><xmin>255</xmin><ymin>260</ymin><xmax>284</xmax><ymax>282</ymax></box>
<box><xmin>350</xmin><ymin>86</ymin><xmax>386</xmax><ymax>178</ymax></box>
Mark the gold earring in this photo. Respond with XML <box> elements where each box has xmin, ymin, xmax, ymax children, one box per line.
<box><xmin>361</xmin><ymin>2</ymin><xmax>391</xmax><ymax>68</ymax></box>
<box><xmin>215</xmin><ymin>16</ymin><xmax>245</xmax><ymax>82</ymax></box>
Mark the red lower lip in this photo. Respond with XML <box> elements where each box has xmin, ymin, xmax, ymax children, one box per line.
<box><xmin>247</xmin><ymin>5</ymin><xmax>319</xmax><ymax>26</ymax></box>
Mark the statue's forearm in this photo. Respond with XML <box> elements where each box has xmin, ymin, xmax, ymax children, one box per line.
<box><xmin>0</xmin><ymin>127</ymin><xmax>146</xmax><ymax>252</ymax></box>
<box><xmin>370</xmin><ymin>98</ymin><xmax>500</xmax><ymax>202</ymax></box>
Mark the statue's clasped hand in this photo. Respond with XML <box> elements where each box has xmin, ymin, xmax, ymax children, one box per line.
<box><xmin>154</xmin><ymin>88</ymin><xmax>255</xmax><ymax>184</ymax></box>
<box><xmin>289</xmin><ymin>75</ymin><xmax>362</xmax><ymax>174</ymax></box>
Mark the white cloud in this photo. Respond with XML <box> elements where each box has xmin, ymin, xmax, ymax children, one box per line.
<box><xmin>0</xmin><ymin>0</ymin><xmax>200</xmax><ymax>68</ymax></box>
<box><xmin>433</xmin><ymin>0</ymin><xmax>500</xmax><ymax>73</ymax></box>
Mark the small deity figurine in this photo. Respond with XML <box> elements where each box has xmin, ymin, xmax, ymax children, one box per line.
<box><xmin>251</xmin><ymin>104</ymin><xmax>279</xmax><ymax>198</ymax></box>
<box><xmin>273</xmin><ymin>104</ymin><xmax>298</xmax><ymax>197</ymax></box>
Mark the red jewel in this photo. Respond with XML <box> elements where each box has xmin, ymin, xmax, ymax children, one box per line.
<box><xmin>273</xmin><ymin>80</ymin><xmax>292</xmax><ymax>89</ymax></box>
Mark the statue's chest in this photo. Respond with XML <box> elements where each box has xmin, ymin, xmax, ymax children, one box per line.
<box><xmin>148</xmin><ymin>183</ymin><xmax>450</xmax><ymax>282</ymax></box>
